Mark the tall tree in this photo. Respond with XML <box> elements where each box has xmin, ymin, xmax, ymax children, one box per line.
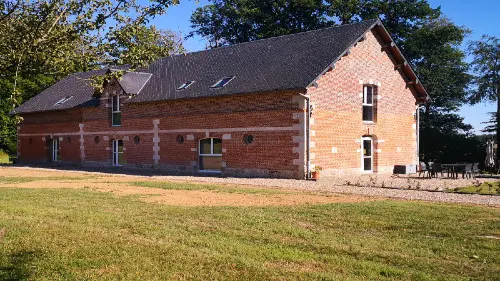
<box><xmin>481</xmin><ymin>112</ymin><xmax>496</xmax><ymax>134</ymax></box>
<box><xmin>189</xmin><ymin>0</ymin><xmax>327</xmax><ymax>48</ymax></box>
<box><xmin>468</xmin><ymin>36</ymin><xmax>500</xmax><ymax>159</ymax></box>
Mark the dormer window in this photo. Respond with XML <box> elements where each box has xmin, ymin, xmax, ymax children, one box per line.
<box><xmin>54</xmin><ymin>96</ymin><xmax>73</xmax><ymax>106</ymax></box>
<box><xmin>211</xmin><ymin>76</ymin><xmax>235</xmax><ymax>88</ymax></box>
<box><xmin>176</xmin><ymin>81</ymin><xmax>194</xmax><ymax>90</ymax></box>
<box><xmin>111</xmin><ymin>95</ymin><xmax>121</xmax><ymax>126</ymax></box>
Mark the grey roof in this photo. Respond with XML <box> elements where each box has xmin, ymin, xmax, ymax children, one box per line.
<box><xmin>114</xmin><ymin>70</ymin><xmax>152</xmax><ymax>95</ymax></box>
<box><xmin>15</xmin><ymin>19</ymin><xmax>426</xmax><ymax>114</ymax></box>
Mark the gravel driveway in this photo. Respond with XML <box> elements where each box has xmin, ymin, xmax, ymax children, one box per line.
<box><xmin>4</xmin><ymin>166</ymin><xmax>500</xmax><ymax>207</ymax></box>
<box><xmin>151</xmin><ymin>174</ymin><xmax>500</xmax><ymax>207</ymax></box>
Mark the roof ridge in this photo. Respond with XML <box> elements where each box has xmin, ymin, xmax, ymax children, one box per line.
<box><xmin>169</xmin><ymin>18</ymin><xmax>380</xmax><ymax>58</ymax></box>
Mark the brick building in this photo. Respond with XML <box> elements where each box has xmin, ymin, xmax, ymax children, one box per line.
<box><xmin>14</xmin><ymin>19</ymin><xmax>429</xmax><ymax>179</ymax></box>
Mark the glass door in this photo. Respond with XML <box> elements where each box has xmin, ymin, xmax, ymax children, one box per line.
<box><xmin>52</xmin><ymin>138</ymin><xmax>60</xmax><ymax>162</ymax></box>
<box><xmin>112</xmin><ymin>140</ymin><xmax>124</xmax><ymax>166</ymax></box>
<box><xmin>362</xmin><ymin>137</ymin><xmax>373</xmax><ymax>172</ymax></box>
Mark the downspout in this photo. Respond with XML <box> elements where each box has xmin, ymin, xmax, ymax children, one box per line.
<box><xmin>416</xmin><ymin>104</ymin><xmax>425</xmax><ymax>164</ymax></box>
<box><xmin>299</xmin><ymin>93</ymin><xmax>311</xmax><ymax>179</ymax></box>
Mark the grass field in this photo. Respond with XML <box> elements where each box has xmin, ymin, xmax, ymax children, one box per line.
<box><xmin>449</xmin><ymin>182</ymin><xmax>500</xmax><ymax>195</ymax></box>
<box><xmin>0</xmin><ymin>173</ymin><xmax>499</xmax><ymax>280</ymax></box>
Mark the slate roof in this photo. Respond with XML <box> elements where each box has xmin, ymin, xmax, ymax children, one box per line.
<box><xmin>115</xmin><ymin>71</ymin><xmax>152</xmax><ymax>95</ymax></box>
<box><xmin>14</xmin><ymin>19</ymin><xmax>427</xmax><ymax>114</ymax></box>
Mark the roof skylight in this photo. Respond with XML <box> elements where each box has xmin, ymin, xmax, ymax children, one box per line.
<box><xmin>54</xmin><ymin>96</ymin><xmax>73</xmax><ymax>106</ymax></box>
<box><xmin>211</xmin><ymin>76</ymin><xmax>235</xmax><ymax>88</ymax></box>
<box><xmin>176</xmin><ymin>81</ymin><xmax>194</xmax><ymax>90</ymax></box>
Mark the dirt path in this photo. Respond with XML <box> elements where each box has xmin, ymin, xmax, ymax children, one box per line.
<box><xmin>0</xmin><ymin>167</ymin><xmax>377</xmax><ymax>207</ymax></box>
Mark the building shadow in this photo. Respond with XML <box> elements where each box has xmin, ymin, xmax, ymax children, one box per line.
<box><xmin>0</xmin><ymin>163</ymin><xmax>222</xmax><ymax>179</ymax></box>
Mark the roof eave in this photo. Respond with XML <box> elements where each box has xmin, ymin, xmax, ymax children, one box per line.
<box><xmin>372</xmin><ymin>21</ymin><xmax>431</xmax><ymax>103</ymax></box>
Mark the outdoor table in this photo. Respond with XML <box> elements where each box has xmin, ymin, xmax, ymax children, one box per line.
<box><xmin>441</xmin><ymin>164</ymin><xmax>467</xmax><ymax>179</ymax></box>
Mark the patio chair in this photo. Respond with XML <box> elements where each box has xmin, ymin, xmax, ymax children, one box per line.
<box><xmin>431</xmin><ymin>163</ymin><xmax>443</xmax><ymax>178</ymax></box>
<box><xmin>464</xmin><ymin>163</ymin><xmax>473</xmax><ymax>179</ymax></box>
<box><xmin>419</xmin><ymin>162</ymin><xmax>430</xmax><ymax>178</ymax></box>
<box><xmin>472</xmin><ymin>163</ymin><xmax>480</xmax><ymax>179</ymax></box>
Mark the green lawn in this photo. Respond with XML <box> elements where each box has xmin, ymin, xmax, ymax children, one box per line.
<box><xmin>0</xmin><ymin>151</ymin><xmax>10</xmax><ymax>164</ymax></box>
<box><xmin>0</xmin><ymin>186</ymin><xmax>499</xmax><ymax>280</ymax></box>
<box><xmin>132</xmin><ymin>181</ymin><xmax>290</xmax><ymax>195</ymax></box>
<box><xmin>448</xmin><ymin>182</ymin><xmax>500</xmax><ymax>195</ymax></box>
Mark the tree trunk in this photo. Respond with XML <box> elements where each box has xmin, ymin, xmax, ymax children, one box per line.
<box><xmin>497</xmin><ymin>93</ymin><xmax>500</xmax><ymax>166</ymax></box>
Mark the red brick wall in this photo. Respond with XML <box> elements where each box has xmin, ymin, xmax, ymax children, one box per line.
<box><xmin>18</xmin><ymin>88</ymin><xmax>304</xmax><ymax>178</ymax></box>
<box><xmin>307</xmin><ymin>29</ymin><xmax>418</xmax><ymax>175</ymax></box>
<box><xmin>18</xmin><ymin>109</ymin><xmax>83</xmax><ymax>164</ymax></box>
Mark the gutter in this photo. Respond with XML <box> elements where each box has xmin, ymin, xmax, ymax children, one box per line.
<box><xmin>298</xmin><ymin>93</ymin><xmax>311</xmax><ymax>179</ymax></box>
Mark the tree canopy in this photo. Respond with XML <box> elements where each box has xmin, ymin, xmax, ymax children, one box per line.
<box><xmin>468</xmin><ymin>35</ymin><xmax>500</xmax><ymax>158</ymax></box>
<box><xmin>0</xmin><ymin>0</ymin><xmax>184</xmax><ymax>153</ymax></box>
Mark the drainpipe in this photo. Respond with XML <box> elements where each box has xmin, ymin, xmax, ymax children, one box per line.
<box><xmin>416</xmin><ymin>104</ymin><xmax>425</xmax><ymax>165</ymax></box>
<box><xmin>299</xmin><ymin>93</ymin><xmax>311</xmax><ymax>179</ymax></box>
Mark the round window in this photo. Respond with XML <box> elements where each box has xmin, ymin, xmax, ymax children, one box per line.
<box><xmin>133</xmin><ymin>135</ymin><xmax>140</xmax><ymax>145</ymax></box>
<box><xmin>94</xmin><ymin>136</ymin><xmax>100</xmax><ymax>144</ymax></box>
<box><xmin>176</xmin><ymin>135</ymin><xmax>184</xmax><ymax>144</ymax></box>
<box><xmin>243</xmin><ymin>134</ymin><xmax>254</xmax><ymax>145</ymax></box>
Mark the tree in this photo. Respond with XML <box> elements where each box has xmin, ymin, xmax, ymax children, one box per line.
<box><xmin>190</xmin><ymin>0</ymin><xmax>473</xmax><ymax>163</ymax></box>
<box><xmin>481</xmin><ymin>112</ymin><xmax>496</xmax><ymax>134</ymax></box>
<box><xmin>189</xmin><ymin>0</ymin><xmax>327</xmax><ymax>48</ymax></box>
<box><xmin>469</xmin><ymin>36</ymin><xmax>500</xmax><ymax>159</ymax></box>
<box><xmin>106</xmin><ymin>25</ymin><xmax>185</xmax><ymax>68</ymax></box>
<box><xmin>0</xmin><ymin>0</ymin><xmax>183</xmax><ymax>153</ymax></box>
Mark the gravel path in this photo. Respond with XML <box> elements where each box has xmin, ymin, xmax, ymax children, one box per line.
<box><xmin>151</xmin><ymin>175</ymin><xmax>500</xmax><ymax>207</ymax></box>
<box><xmin>3</xmin><ymin>166</ymin><xmax>500</xmax><ymax>207</ymax></box>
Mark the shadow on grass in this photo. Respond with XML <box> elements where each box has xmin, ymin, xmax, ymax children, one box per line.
<box><xmin>0</xmin><ymin>250</ymin><xmax>40</xmax><ymax>281</ymax></box>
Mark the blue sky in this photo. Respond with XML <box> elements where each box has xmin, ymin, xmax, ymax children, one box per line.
<box><xmin>147</xmin><ymin>0</ymin><xmax>499</xmax><ymax>133</ymax></box>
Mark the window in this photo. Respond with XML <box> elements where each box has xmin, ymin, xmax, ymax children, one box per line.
<box><xmin>112</xmin><ymin>140</ymin><xmax>124</xmax><ymax>166</ymax></box>
<box><xmin>362</xmin><ymin>85</ymin><xmax>375</xmax><ymax>122</ymax></box>
<box><xmin>133</xmin><ymin>135</ymin><xmax>140</xmax><ymax>145</ymax></box>
<box><xmin>199</xmin><ymin>138</ymin><xmax>222</xmax><ymax>171</ymax></box>
<box><xmin>211</xmin><ymin>76</ymin><xmax>235</xmax><ymax>88</ymax></box>
<box><xmin>243</xmin><ymin>134</ymin><xmax>254</xmax><ymax>145</ymax></box>
<box><xmin>362</xmin><ymin>137</ymin><xmax>373</xmax><ymax>172</ymax></box>
<box><xmin>54</xmin><ymin>96</ymin><xmax>73</xmax><ymax>106</ymax></box>
<box><xmin>176</xmin><ymin>81</ymin><xmax>194</xmax><ymax>90</ymax></box>
<box><xmin>176</xmin><ymin>135</ymin><xmax>184</xmax><ymax>144</ymax></box>
<box><xmin>51</xmin><ymin>138</ymin><xmax>60</xmax><ymax>162</ymax></box>
<box><xmin>111</xmin><ymin>95</ymin><xmax>121</xmax><ymax>126</ymax></box>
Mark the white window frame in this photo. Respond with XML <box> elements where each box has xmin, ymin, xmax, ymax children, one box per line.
<box><xmin>362</xmin><ymin>85</ymin><xmax>374</xmax><ymax>122</ymax></box>
<box><xmin>211</xmin><ymin>76</ymin><xmax>235</xmax><ymax>88</ymax></box>
<box><xmin>176</xmin><ymin>81</ymin><xmax>194</xmax><ymax>90</ymax></box>
<box><xmin>199</xmin><ymin>138</ymin><xmax>222</xmax><ymax>173</ymax></box>
<box><xmin>52</xmin><ymin>138</ymin><xmax>60</xmax><ymax>162</ymax></box>
<box><xmin>112</xmin><ymin>139</ymin><xmax>123</xmax><ymax>166</ymax></box>
<box><xmin>361</xmin><ymin>136</ymin><xmax>373</xmax><ymax>173</ymax></box>
<box><xmin>111</xmin><ymin>95</ymin><xmax>121</xmax><ymax>127</ymax></box>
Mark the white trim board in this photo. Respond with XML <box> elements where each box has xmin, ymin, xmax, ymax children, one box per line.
<box><xmin>19</xmin><ymin>126</ymin><xmax>298</xmax><ymax>137</ymax></box>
